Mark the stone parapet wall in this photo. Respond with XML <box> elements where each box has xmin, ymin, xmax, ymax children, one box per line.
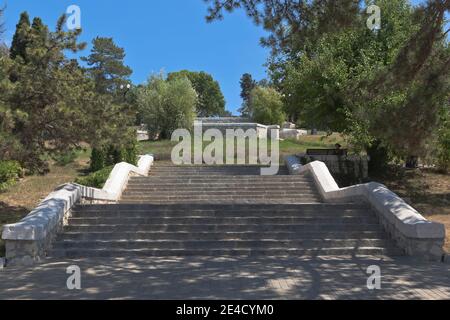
<box><xmin>195</xmin><ymin>122</ymin><xmax>280</xmax><ymax>140</ymax></box>
<box><xmin>285</xmin><ymin>156</ymin><xmax>446</xmax><ymax>261</ymax></box>
<box><xmin>297</xmin><ymin>154</ymin><xmax>370</xmax><ymax>179</ymax></box>
<box><xmin>2</xmin><ymin>155</ymin><xmax>154</xmax><ymax>266</ymax></box>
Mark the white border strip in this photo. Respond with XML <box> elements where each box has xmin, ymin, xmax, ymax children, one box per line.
<box><xmin>2</xmin><ymin>155</ymin><xmax>154</xmax><ymax>241</ymax></box>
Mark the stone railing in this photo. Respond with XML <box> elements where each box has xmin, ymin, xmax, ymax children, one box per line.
<box><xmin>2</xmin><ymin>155</ymin><xmax>154</xmax><ymax>266</ymax></box>
<box><xmin>285</xmin><ymin>156</ymin><xmax>446</xmax><ymax>261</ymax></box>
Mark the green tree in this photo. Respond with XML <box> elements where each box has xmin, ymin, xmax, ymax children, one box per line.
<box><xmin>81</xmin><ymin>37</ymin><xmax>133</xmax><ymax>96</ymax></box>
<box><xmin>238</xmin><ymin>73</ymin><xmax>256</xmax><ymax>117</ymax></box>
<box><xmin>250</xmin><ymin>86</ymin><xmax>286</xmax><ymax>126</ymax></box>
<box><xmin>3</xmin><ymin>14</ymin><xmax>135</xmax><ymax>172</ymax></box>
<box><xmin>167</xmin><ymin>70</ymin><xmax>226</xmax><ymax>117</ymax></box>
<box><xmin>205</xmin><ymin>0</ymin><xmax>450</xmax><ymax>168</ymax></box>
<box><xmin>0</xmin><ymin>7</ymin><xmax>7</xmax><ymax>54</ymax></box>
<box><xmin>138</xmin><ymin>74</ymin><xmax>197</xmax><ymax>139</ymax></box>
<box><xmin>0</xmin><ymin>6</ymin><xmax>5</xmax><ymax>40</ymax></box>
<box><xmin>10</xmin><ymin>11</ymin><xmax>31</xmax><ymax>61</ymax></box>
<box><xmin>81</xmin><ymin>36</ymin><xmax>136</xmax><ymax>164</ymax></box>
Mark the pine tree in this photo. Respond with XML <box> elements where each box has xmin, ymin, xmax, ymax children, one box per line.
<box><xmin>5</xmin><ymin>14</ymin><xmax>135</xmax><ymax>172</ymax></box>
<box><xmin>30</xmin><ymin>17</ymin><xmax>49</xmax><ymax>49</ymax></box>
<box><xmin>0</xmin><ymin>6</ymin><xmax>5</xmax><ymax>40</ymax></box>
<box><xmin>81</xmin><ymin>37</ymin><xmax>133</xmax><ymax>96</ymax></box>
<box><xmin>10</xmin><ymin>12</ymin><xmax>31</xmax><ymax>61</ymax></box>
<box><xmin>238</xmin><ymin>73</ymin><xmax>256</xmax><ymax>117</ymax></box>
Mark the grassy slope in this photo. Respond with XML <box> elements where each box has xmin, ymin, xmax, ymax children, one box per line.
<box><xmin>138</xmin><ymin>133</ymin><xmax>347</xmax><ymax>161</ymax></box>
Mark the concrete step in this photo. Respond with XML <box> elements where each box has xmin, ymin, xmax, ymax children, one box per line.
<box><xmin>121</xmin><ymin>191</ymin><xmax>319</xmax><ymax>197</ymax></box>
<box><xmin>148</xmin><ymin>166</ymin><xmax>289</xmax><ymax>175</ymax></box>
<box><xmin>124</xmin><ymin>184</ymin><xmax>316</xmax><ymax>191</ymax></box>
<box><xmin>68</xmin><ymin>216</ymin><xmax>379</xmax><ymax>225</ymax></box>
<box><xmin>51</xmin><ymin>239</ymin><xmax>394</xmax><ymax>250</ymax></box>
<box><xmin>73</xmin><ymin>203</ymin><xmax>370</xmax><ymax>211</ymax></box>
<box><xmin>119</xmin><ymin>195</ymin><xmax>321</xmax><ymax>200</ymax></box>
<box><xmin>122</xmin><ymin>191</ymin><xmax>319</xmax><ymax>200</ymax></box>
<box><xmin>48</xmin><ymin>247</ymin><xmax>405</xmax><ymax>258</ymax></box>
<box><xmin>131</xmin><ymin>175</ymin><xmax>311</xmax><ymax>181</ymax></box>
<box><xmin>58</xmin><ymin>231</ymin><xmax>388</xmax><ymax>241</ymax></box>
<box><xmin>71</xmin><ymin>209</ymin><xmax>375</xmax><ymax>218</ymax></box>
<box><xmin>65</xmin><ymin>223</ymin><xmax>384</xmax><ymax>233</ymax></box>
<box><xmin>118</xmin><ymin>199</ymin><xmax>323</xmax><ymax>205</ymax></box>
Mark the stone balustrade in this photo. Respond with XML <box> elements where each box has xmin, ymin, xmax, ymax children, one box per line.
<box><xmin>285</xmin><ymin>155</ymin><xmax>446</xmax><ymax>261</ymax></box>
<box><xmin>2</xmin><ymin>155</ymin><xmax>154</xmax><ymax>266</ymax></box>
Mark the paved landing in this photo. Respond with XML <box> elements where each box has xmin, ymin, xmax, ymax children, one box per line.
<box><xmin>0</xmin><ymin>256</ymin><xmax>449</xmax><ymax>300</ymax></box>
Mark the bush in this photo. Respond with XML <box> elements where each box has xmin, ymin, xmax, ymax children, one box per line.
<box><xmin>90</xmin><ymin>143</ymin><xmax>137</xmax><ymax>172</ymax></box>
<box><xmin>367</xmin><ymin>141</ymin><xmax>392</xmax><ymax>177</ymax></box>
<box><xmin>0</xmin><ymin>160</ymin><xmax>23</xmax><ymax>191</ymax></box>
<box><xmin>90</xmin><ymin>148</ymin><xmax>106</xmax><ymax>172</ymax></box>
<box><xmin>52</xmin><ymin>150</ymin><xmax>78</xmax><ymax>166</ymax></box>
<box><xmin>75</xmin><ymin>166</ymin><xmax>113</xmax><ymax>189</ymax></box>
<box><xmin>436</xmin><ymin>119</ymin><xmax>450</xmax><ymax>173</ymax></box>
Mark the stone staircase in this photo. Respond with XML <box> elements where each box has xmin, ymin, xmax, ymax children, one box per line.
<box><xmin>48</xmin><ymin>163</ymin><xmax>404</xmax><ymax>258</ymax></box>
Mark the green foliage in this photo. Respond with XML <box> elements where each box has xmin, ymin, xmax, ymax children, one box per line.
<box><xmin>81</xmin><ymin>37</ymin><xmax>133</xmax><ymax>97</ymax></box>
<box><xmin>239</xmin><ymin>73</ymin><xmax>257</xmax><ymax>117</ymax></box>
<box><xmin>75</xmin><ymin>166</ymin><xmax>113</xmax><ymax>189</ymax></box>
<box><xmin>366</xmin><ymin>140</ymin><xmax>392</xmax><ymax>176</ymax></box>
<box><xmin>0</xmin><ymin>160</ymin><xmax>23</xmax><ymax>191</ymax></box>
<box><xmin>90</xmin><ymin>143</ymin><xmax>137</xmax><ymax>172</ymax></box>
<box><xmin>52</xmin><ymin>150</ymin><xmax>78</xmax><ymax>167</ymax></box>
<box><xmin>0</xmin><ymin>6</ymin><xmax>4</xmax><ymax>37</ymax></box>
<box><xmin>206</xmin><ymin>0</ymin><xmax>450</xmax><ymax>169</ymax></box>
<box><xmin>138</xmin><ymin>74</ymin><xmax>197</xmax><ymax>140</ymax></box>
<box><xmin>1</xmin><ymin>13</ymin><xmax>136</xmax><ymax>173</ymax></box>
<box><xmin>435</xmin><ymin>111</ymin><xmax>450</xmax><ymax>173</ymax></box>
<box><xmin>90</xmin><ymin>148</ymin><xmax>105</xmax><ymax>172</ymax></box>
<box><xmin>10</xmin><ymin>12</ymin><xmax>30</xmax><ymax>60</ymax></box>
<box><xmin>250</xmin><ymin>86</ymin><xmax>286</xmax><ymax>126</ymax></box>
<box><xmin>281</xmin><ymin>0</ymin><xmax>449</xmax><ymax>163</ymax></box>
<box><xmin>167</xmin><ymin>70</ymin><xmax>226</xmax><ymax>117</ymax></box>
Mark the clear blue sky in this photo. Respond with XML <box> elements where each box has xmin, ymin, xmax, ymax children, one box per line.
<box><xmin>1</xmin><ymin>0</ymin><xmax>434</xmax><ymax>115</ymax></box>
<box><xmin>2</xmin><ymin>0</ymin><xmax>270</xmax><ymax>115</ymax></box>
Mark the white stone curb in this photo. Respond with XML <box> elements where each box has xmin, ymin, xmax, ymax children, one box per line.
<box><xmin>2</xmin><ymin>155</ymin><xmax>154</xmax><ymax>243</ymax></box>
<box><xmin>285</xmin><ymin>155</ymin><xmax>446</xmax><ymax>260</ymax></box>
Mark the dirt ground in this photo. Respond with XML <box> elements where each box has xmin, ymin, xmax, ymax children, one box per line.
<box><xmin>375</xmin><ymin>168</ymin><xmax>450</xmax><ymax>253</ymax></box>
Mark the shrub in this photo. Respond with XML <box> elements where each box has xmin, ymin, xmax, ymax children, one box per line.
<box><xmin>75</xmin><ymin>166</ymin><xmax>113</xmax><ymax>189</ymax></box>
<box><xmin>90</xmin><ymin>148</ymin><xmax>106</xmax><ymax>172</ymax></box>
<box><xmin>436</xmin><ymin>118</ymin><xmax>450</xmax><ymax>173</ymax></box>
<box><xmin>367</xmin><ymin>141</ymin><xmax>392</xmax><ymax>177</ymax></box>
<box><xmin>90</xmin><ymin>143</ymin><xmax>137</xmax><ymax>172</ymax></box>
<box><xmin>52</xmin><ymin>150</ymin><xmax>78</xmax><ymax>166</ymax></box>
<box><xmin>0</xmin><ymin>160</ymin><xmax>23</xmax><ymax>191</ymax></box>
<box><xmin>122</xmin><ymin>143</ymin><xmax>138</xmax><ymax>165</ymax></box>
